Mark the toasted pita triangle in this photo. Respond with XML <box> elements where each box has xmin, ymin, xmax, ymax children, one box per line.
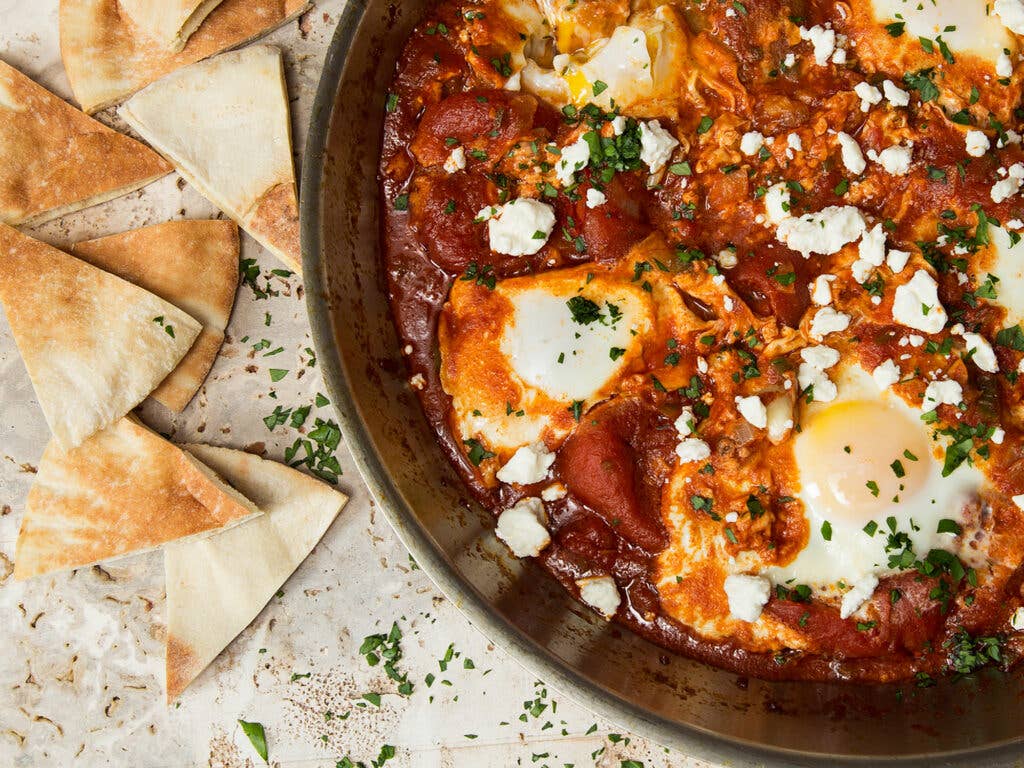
<box><xmin>164</xmin><ymin>445</ymin><xmax>346</xmax><ymax>700</ymax></box>
<box><xmin>119</xmin><ymin>46</ymin><xmax>300</xmax><ymax>273</ymax></box>
<box><xmin>60</xmin><ymin>0</ymin><xmax>311</xmax><ymax>113</ymax></box>
<box><xmin>0</xmin><ymin>224</ymin><xmax>201</xmax><ymax>449</ymax></box>
<box><xmin>119</xmin><ymin>0</ymin><xmax>227</xmax><ymax>52</ymax></box>
<box><xmin>0</xmin><ymin>60</ymin><xmax>171</xmax><ymax>227</ymax></box>
<box><xmin>13</xmin><ymin>418</ymin><xmax>262</xmax><ymax>581</ymax></box>
<box><xmin>72</xmin><ymin>220</ymin><xmax>240</xmax><ymax>412</ymax></box>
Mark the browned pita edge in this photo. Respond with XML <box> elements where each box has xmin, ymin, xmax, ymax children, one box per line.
<box><xmin>12</xmin><ymin>417</ymin><xmax>261</xmax><ymax>581</ymax></box>
<box><xmin>166</xmin><ymin>634</ymin><xmax>204</xmax><ymax>702</ymax></box>
<box><xmin>247</xmin><ymin>181</ymin><xmax>301</xmax><ymax>273</ymax></box>
<box><xmin>0</xmin><ymin>59</ymin><xmax>171</xmax><ymax>227</ymax></box>
<box><xmin>119</xmin><ymin>0</ymin><xmax>228</xmax><ymax>52</ymax></box>
<box><xmin>60</xmin><ymin>0</ymin><xmax>312</xmax><ymax>113</ymax></box>
<box><xmin>71</xmin><ymin>220</ymin><xmax>240</xmax><ymax>411</ymax></box>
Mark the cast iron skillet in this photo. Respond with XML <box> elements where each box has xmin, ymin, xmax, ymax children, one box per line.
<box><xmin>300</xmin><ymin>1</ymin><xmax>1024</xmax><ymax>764</ymax></box>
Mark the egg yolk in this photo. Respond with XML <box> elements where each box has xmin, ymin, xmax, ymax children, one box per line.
<box><xmin>795</xmin><ymin>400</ymin><xmax>932</xmax><ymax>521</ymax></box>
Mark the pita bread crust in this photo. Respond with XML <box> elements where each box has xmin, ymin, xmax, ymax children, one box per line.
<box><xmin>118</xmin><ymin>46</ymin><xmax>301</xmax><ymax>273</ymax></box>
<box><xmin>72</xmin><ymin>220</ymin><xmax>240</xmax><ymax>411</ymax></box>
<box><xmin>13</xmin><ymin>418</ymin><xmax>262</xmax><ymax>581</ymax></box>
<box><xmin>119</xmin><ymin>0</ymin><xmax>227</xmax><ymax>52</ymax></box>
<box><xmin>164</xmin><ymin>445</ymin><xmax>347</xmax><ymax>699</ymax></box>
<box><xmin>0</xmin><ymin>224</ymin><xmax>201</xmax><ymax>449</ymax></box>
<box><xmin>0</xmin><ymin>60</ymin><xmax>171</xmax><ymax>227</ymax></box>
<box><xmin>60</xmin><ymin>0</ymin><xmax>311</xmax><ymax>113</ymax></box>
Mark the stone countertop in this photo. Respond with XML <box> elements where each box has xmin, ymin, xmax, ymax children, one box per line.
<box><xmin>0</xmin><ymin>2</ymin><xmax>714</xmax><ymax>766</ymax></box>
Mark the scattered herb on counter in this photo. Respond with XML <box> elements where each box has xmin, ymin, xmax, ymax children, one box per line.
<box><xmin>359</xmin><ymin>621</ymin><xmax>414</xmax><ymax>697</ymax></box>
<box><xmin>237</xmin><ymin>719</ymin><xmax>268</xmax><ymax>763</ymax></box>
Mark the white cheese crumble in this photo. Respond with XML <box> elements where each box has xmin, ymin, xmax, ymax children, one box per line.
<box><xmin>991</xmin><ymin>163</ymin><xmax>1024</xmax><ymax>203</ymax></box>
<box><xmin>840</xmin><ymin>574</ymin><xmax>879</xmax><ymax>619</ymax></box>
<box><xmin>576</xmin><ymin>575</ymin><xmax>621</xmax><ymax>618</ymax></box>
<box><xmin>676</xmin><ymin>438</ymin><xmax>711</xmax><ymax>464</ymax></box>
<box><xmin>882</xmin><ymin>79</ymin><xmax>910</xmax><ymax>107</ymax></box>
<box><xmin>854</xmin><ymin>81</ymin><xmax>882</xmax><ymax>112</ymax></box>
<box><xmin>764</xmin><ymin>183</ymin><xmax>792</xmax><ymax>224</ymax></box>
<box><xmin>809</xmin><ymin>307</ymin><xmax>851</xmax><ymax>340</ymax></box>
<box><xmin>444</xmin><ymin>146</ymin><xmax>466</xmax><ymax>173</ymax></box>
<box><xmin>480</xmin><ymin>198</ymin><xmax>556</xmax><ymax>256</ymax></box>
<box><xmin>811</xmin><ymin>274</ymin><xmax>835</xmax><ymax>306</ymax></box>
<box><xmin>496</xmin><ymin>498</ymin><xmax>551</xmax><ymax>558</ymax></box>
<box><xmin>872</xmin><ymin>145</ymin><xmax>913</xmax><ymax>175</ymax></box>
<box><xmin>1015</xmin><ymin>495</ymin><xmax>1024</xmax><ymax>511</ymax></box>
<box><xmin>585</xmin><ymin>188</ymin><xmax>607</xmax><ymax>208</ymax></box>
<box><xmin>998</xmin><ymin>51</ymin><xmax>1014</xmax><ymax>78</ymax></box>
<box><xmin>996</xmin><ymin>0</ymin><xmax>1024</xmax><ymax>34</ymax></box>
<box><xmin>798</xmin><ymin>345</ymin><xmax>840</xmax><ymax>403</ymax></box>
<box><xmin>852</xmin><ymin>223</ymin><xmax>886</xmax><ymax>283</ymax></box>
<box><xmin>674</xmin><ymin>406</ymin><xmax>696</xmax><ymax>437</ymax></box>
<box><xmin>837</xmin><ymin>132</ymin><xmax>866</xmax><ymax>174</ymax></box>
<box><xmin>541</xmin><ymin>482</ymin><xmax>566</xmax><ymax>501</ymax></box>
<box><xmin>776</xmin><ymin>205</ymin><xmax>866</xmax><ymax>257</ymax></box>
<box><xmin>799</xmin><ymin>25</ymin><xmax>835</xmax><ymax>66</ymax></box>
<box><xmin>787</xmin><ymin>132</ymin><xmax>803</xmax><ymax>153</ymax></box>
<box><xmin>886</xmin><ymin>249</ymin><xmax>910</xmax><ymax>274</ymax></box>
<box><xmin>724</xmin><ymin>574</ymin><xmax>771</xmax><ymax>623</ymax></box>
<box><xmin>496</xmin><ymin>442</ymin><xmax>555</xmax><ymax>485</ymax></box>
<box><xmin>962</xmin><ymin>332</ymin><xmax>999</xmax><ymax>373</ymax></box>
<box><xmin>639</xmin><ymin>119</ymin><xmax>679</xmax><ymax>174</ymax></box>
<box><xmin>1012</xmin><ymin>606</ymin><xmax>1024</xmax><ymax>631</ymax></box>
<box><xmin>735</xmin><ymin>395</ymin><xmax>767</xmax><ymax>429</ymax></box>
<box><xmin>892</xmin><ymin>269</ymin><xmax>947</xmax><ymax>333</ymax></box>
<box><xmin>965</xmin><ymin>130</ymin><xmax>991</xmax><ymax>158</ymax></box>
<box><xmin>873</xmin><ymin>359</ymin><xmax>901</xmax><ymax>390</ymax></box>
<box><xmin>923</xmin><ymin>379</ymin><xmax>963</xmax><ymax>410</ymax></box>
<box><xmin>740</xmin><ymin>131</ymin><xmax>765</xmax><ymax>156</ymax></box>
<box><xmin>611</xmin><ymin>115</ymin><xmax>627</xmax><ymax>135</ymax></box>
<box><xmin>555</xmin><ymin>136</ymin><xmax>591</xmax><ymax>186</ymax></box>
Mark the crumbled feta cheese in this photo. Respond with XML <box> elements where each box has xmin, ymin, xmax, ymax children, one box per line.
<box><xmin>715</xmin><ymin>248</ymin><xmax>738</xmax><ymax>269</ymax></box>
<box><xmin>811</xmin><ymin>274</ymin><xmax>835</xmax><ymax>306</ymax></box>
<box><xmin>1012</xmin><ymin>606</ymin><xmax>1024</xmax><ymax>631</ymax></box>
<box><xmin>410</xmin><ymin>373</ymin><xmax>426</xmax><ymax>390</ymax></box>
<box><xmin>576</xmin><ymin>575</ymin><xmax>620</xmax><ymax>618</ymax></box>
<box><xmin>837</xmin><ymin>132</ymin><xmax>866</xmax><ymax>174</ymax></box>
<box><xmin>496</xmin><ymin>442</ymin><xmax>555</xmax><ymax>485</ymax></box>
<box><xmin>787</xmin><ymin>133</ymin><xmax>803</xmax><ymax>152</ymax></box>
<box><xmin>892</xmin><ymin>269</ymin><xmax>947</xmax><ymax>333</ymax></box>
<box><xmin>675</xmin><ymin>406</ymin><xmax>696</xmax><ymax>438</ymax></box>
<box><xmin>611</xmin><ymin>115</ymin><xmax>627</xmax><ymax>135</ymax></box>
<box><xmin>998</xmin><ymin>51</ymin><xmax>1014</xmax><ymax>78</ymax></box>
<box><xmin>676</xmin><ymin>438</ymin><xmax>711</xmax><ymax>463</ymax></box>
<box><xmin>996</xmin><ymin>0</ymin><xmax>1024</xmax><ymax>34</ymax></box>
<box><xmin>965</xmin><ymin>130</ymin><xmax>991</xmax><ymax>158</ymax></box>
<box><xmin>443</xmin><ymin>146</ymin><xmax>466</xmax><ymax>173</ymax></box>
<box><xmin>585</xmin><ymin>188</ymin><xmax>607</xmax><ymax>208</ymax></box>
<box><xmin>831</xmin><ymin>47</ymin><xmax>847</xmax><ymax>65</ymax></box>
<box><xmin>723</xmin><ymin>295</ymin><xmax>734</xmax><ymax>312</ymax></box>
<box><xmin>639</xmin><ymin>119</ymin><xmax>679</xmax><ymax>174</ymax></box>
<box><xmin>875</xmin><ymin>145</ymin><xmax>913</xmax><ymax>175</ymax></box>
<box><xmin>962</xmin><ymin>332</ymin><xmax>999</xmax><ymax>373</ymax></box>
<box><xmin>873</xmin><ymin>359</ymin><xmax>901</xmax><ymax>389</ymax></box>
<box><xmin>886</xmin><ymin>249</ymin><xmax>910</xmax><ymax>274</ymax></box>
<box><xmin>882</xmin><ymin>79</ymin><xmax>910</xmax><ymax>107</ymax></box>
<box><xmin>852</xmin><ymin>223</ymin><xmax>886</xmax><ymax>282</ymax></box>
<box><xmin>483</xmin><ymin>198</ymin><xmax>556</xmax><ymax>256</ymax></box>
<box><xmin>1015</xmin><ymin>494</ymin><xmax>1024</xmax><ymax>511</ymax></box>
<box><xmin>541</xmin><ymin>482</ymin><xmax>566</xmax><ymax>501</ymax></box>
<box><xmin>854</xmin><ymin>81</ymin><xmax>882</xmax><ymax>112</ymax></box>
<box><xmin>555</xmin><ymin>136</ymin><xmax>591</xmax><ymax>185</ymax></box>
<box><xmin>809</xmin><ymin>307</ymin><xmax>851</xmax><ymax>340</ymax></box>
<box><xmin>798</xmin><ymin>345</ymin><xmax>840</xmax><ymax>402</ymax></box>
<box><xmin>764</xmin><ymin>182</ymin><xmax>792</xmax><ymax>224</ymax></box>
<box><xmin>783</xmin><ymin>52</ymin><xmax>796</xmax><ymax>68</ymax></box>
<box><xmin>923</xmin><ymin>379</ymin><xmax>963</xmax><ymax>410</ymax></box>
<box><xmin>840</xmin><ymin>574</ymin><xmax>879</xmax><ymax>619</ymax></box>
<box><xmin>724</xmin><ymin>574</ymin><xmax>771</xmax><ymax>622</ymax></box>
<box><xmin>991</xmin><ymin>163</ymin><xmax>1024</xmax><ymax>203</ymax></box>
<box><xmin>799</xmin><ymin>25</ymin><xmax>836</xmax><ymax>66</ymax></box>
<box><xmin>735</xmin><ymin>395</ymin><xmax>767</xmax><ymax>429</ymax></box>
<box><xmin>496</xmin><ymin>498</ymin><xmax>550</xmax><ymax>558</ymax></box>
<box><xmin>776</xmin><ymin>206</ymin><xmax>866</xmax><ymax>257</ymax></box>
<box><xmin>766</xmin><ymin>396</ymin><xmax>794</xmax><ymax>443</ymax></box>
<box><xmin>504</xmin><ymin>71</ymin><xmax>522</xmax><ymax>91</ymax></box>
<box><xmin>992</xmin><ymin>427</ymin><xmax>1006</xmax><ymax>445</ymax></box>
<box><xmin>697</xmin><ymin>356</ymin><xmax>709</xmax><ymax>373</ymax></box>
<box><xmin>740</xmin><ymin>131</ymin><xmax>765</xmax><ymax>156</ymax></box>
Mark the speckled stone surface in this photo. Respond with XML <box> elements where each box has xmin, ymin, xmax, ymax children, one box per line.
<box><xmin>0</xmin><ymin>3</ymin><xmax>714</xmax><ymax>766</ymax></box>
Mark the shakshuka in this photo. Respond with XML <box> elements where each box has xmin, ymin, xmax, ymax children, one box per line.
<box><xmin>379</xmin><ymin>0</ymin><xmax>1024</xmax><ymax>683</ymax></box>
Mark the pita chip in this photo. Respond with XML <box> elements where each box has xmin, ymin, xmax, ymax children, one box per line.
<box><xmin>72</xmin><ymin>220</ymin><xmax>240</xmax><ymax>412</ymax></box>
<box><xmin>0</xmin><ymin>224</ymin><xmax>201</xmax><ymax>449</ymax></box>
<box><xmin>165</xmin><ymin>445</ymin><xmax>347</xmax><ymax>700</ymax></box>
<box><xmin>0</xmin><ymin>60</ymin><xmax>171</xmax><ymax>227</ymax></box>
<box><xmin>60</xmin><ymin>0</ymin><xmax>311</xmax><ymax>113</ymax></box>
<box><xmin>13</xmin><ymin>418</ymin><xmax>262</xmax><ymax>581</ymax></box>
<box><xmin>119</xmin><ymin>0</ymin><xmax>228</xmax><ymax>52</ymax></box>
<box><xmin>119</xmin><ymin>46</ymin><xmax>301</xmax><ymax>273</ymax></box>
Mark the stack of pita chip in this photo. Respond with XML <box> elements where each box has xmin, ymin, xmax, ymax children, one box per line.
<box><xmin>0</xmin><ymin>60</ymin><xmax>170</xmax><ymax>226</ymax></box>
<box><xmin>120</xmin><ymin>45</ymin><xmax>302</xmax><ymax>272</ymax></box>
